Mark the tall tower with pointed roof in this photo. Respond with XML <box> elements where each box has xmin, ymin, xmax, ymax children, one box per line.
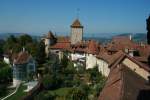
<box><xmin>70</xmin><ymin>19</ymin><xmax>83</xmax><ymax>45</ymax></box>
<box><xmin>44</xmin><ymin>31</ymin><xmax>56</xmax><ymax>56</ymax></box>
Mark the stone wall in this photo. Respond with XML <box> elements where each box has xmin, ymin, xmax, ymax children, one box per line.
<box><xmin>123</xmin><ymin>58</ymin><xmax>150</xmax><ymax>80</ymax></box>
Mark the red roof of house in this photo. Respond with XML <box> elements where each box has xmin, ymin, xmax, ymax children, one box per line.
<box><xmin>50</xmin><ymin>42</ymin><xmax>70</xmax><ymax>50</ymax></box>
<box><xmin>107</xmin><ymin>36</ymin><xmax>137</xmax><ymax>51</ymax></box>
<box><xmin>109</xmin><ymin>52</ymin><xmax>150</xmax><ymax>71</ymax></box>
<box><xmin>69</xmin><ymin>41</ymin><xmax>89</xmax><ymax>53</ymax></box>
<box><xmin>57</xmin><ymin>36</ymin><xmax>70</xmax><ymax>43</ymax></box>
<box><xmin>136</xmin><ymin>44</ymin><xmax>150</xmax><ymax>58</ymax></box>
<box><xmin>87</xmin><ymin>40</ymin><xmax>99</xmax><ymax>54</ymax></box>
<box><xmin>99</xmin><ymin>64</ymin><xmax>150</xmax><ymax>100</ymax></box>
<box><xmin>97</xmin><ymin>50</ymin><xmax>123</xmax><ymax>66</ymax></box>
<box><xmin>14</xmin><ymin>51</ymin><xmax>31</xmax><ymax>64</ymax></box>
<box><xmin>71</xmin><ymin>19</ymin><xmax>83</xmax><ymax>28</ymax></box>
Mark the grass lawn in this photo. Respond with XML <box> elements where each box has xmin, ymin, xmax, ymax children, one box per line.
<box><xmin>6</xmin><ymin>84</ymin><xmax>27</xmax><ymax>100</ymax></box>
<box><xmin>48</xmin><ymin>87</ymin><xmax>73</xmax><ymax>98</ymax></box>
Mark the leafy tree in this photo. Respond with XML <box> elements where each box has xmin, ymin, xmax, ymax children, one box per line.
<box><xmin>36</xmin><ymin>41</ymin><xmax>46</xmax><ymax>64</ymax></box>
<box><xmin>60</xmin><ymin>54</ymin><xmax>69</xmax><ymax>69</ymax></box>
<box><xmin>3</xmin><ymin>35</ymin><xmax>18</xmax><ymax>52</ymax></box>
<box><xmin>0</xmin><ymin>84</ymin><xmax>7</xmax><ymax>97</ymax></box>
<box><xmin>146</xmin><ymin>16</ymin><xmax>150</xmax><ymax>45</ymax></box>
<box><xmin>18</xmin><ymin>34</ymin><xmax>33</xmax><ymax>46</ymax></box>
<box><xmin>87</xmin><ymin>65</ymin><xmax>102</xmax><ymax>84</ymax></box>
<box><xmin>66</xmin><ymin>88</ymin><xmax>88</xmax><ymax>100</ymax></box>
<box><xmin>0</xmin><ymin>40</ymin><xmax>5</xmax><ymax>55</ymax></box>
<box><xmin>7</xmin><ymin>35</ymin><xmax>18</xmax><ymax>43</ymax></box>
<box><xmin>34</xmin><ymin>91</ymin><xmax>56</xmax><ymax>100</ymax></box>
<box><xmin>42</xmin><ymin>74</ymin><xmax>62</xmax><ymax>90</ymax></box>
<box><xmin>25</xmin><ymin>43</ymin><xmax>38</xmax><ymax>57</ymax></box>
<box><xmin>0</xmin><ymin>61</ymin><xmax>12</xmax><ymax>83</ymax></box>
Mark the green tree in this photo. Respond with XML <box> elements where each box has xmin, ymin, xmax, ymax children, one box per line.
<box><xmin>25</xmin><ymin>43</ymin><xmax>38</xmax><ymax>57</ymax></box>
<box><xmin>0</xmin><ymin>40</ymin><xmax>5</xmax><ymax>55</ymax></box>
<box><xmin>0</xmin><ymin>84</ymin><xmax>7</xmax><ymax>97</ymax></box>
<box><xmin>87</xmin><ymin>65</ymin><xmax>101</xmax><ymax>84</ymax></box>
<box><xmin>66</xmin><ymin>88</ymin><xmax>88</xmax><ymax>100</ymax></box>
<box><xmin>0</xmin><ymin>61</ymin><xmax>12</xmax><ymax>83</ymax></box>
<box><xmin>3</xmin><ymin>35</ymin><xmax>18</xmax><ymax>52</ymax></box>
<box><xmin>34</xmin><ymin>91</ymin><xmax>56</xmax><ymax>100</ymax></box>
<box><xmin>42</xmin><ymin>74</ymin><xmax>62</xmax><ymax>90</ymax></box>
<box><xmin>18</xmin><ymin>34</ymin><xmax>33</xmax><ymax>46</ymax></box>
<box><xmin>146</xmin><ymin>16</ymin><xmax>150</xmax><ymax>44</ymax></box>
<box><xmin>36</xmin><ymin>41</ymin><xmax>46</xmax><ymax>64</ymax></box>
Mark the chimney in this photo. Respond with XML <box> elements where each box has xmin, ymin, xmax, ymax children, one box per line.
<box><xmin>129</xmin><ymin>34</ymin><xmax>132</xmax><ymax>40</ymax></box>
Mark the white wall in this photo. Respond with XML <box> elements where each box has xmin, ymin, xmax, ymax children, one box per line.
<box><xmin>86</xmin><ymin>54</ymin><xmax>97</xmax><ymax>69</ymax></box>
<box><xmin>4</xmin><ymin>57</ymin><xmax>10</xmax><ymax>64</ymax></box>
<box><xmin>97</xmin><ymin>58</ymin><xmax>110</xmax><ymax>77</ymax></box>
<box><xmin>71</xmin><ymin>53</ymin><xmax>85</xmax><ymax>61</ymax></box>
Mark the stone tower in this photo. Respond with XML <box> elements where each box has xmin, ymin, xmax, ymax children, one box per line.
<box><xmin>70</xmin><ymin>19</ymin><xmax>83</xmax><ymax>45</ymax></box>
<box><xmin>44</xmin><ymin>31</ymin><xmax>56</xmax><ymax>56</ymax></box>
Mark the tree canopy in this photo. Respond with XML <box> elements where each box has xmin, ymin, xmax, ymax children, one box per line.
<box><xmin>146</xmin><ymin>16</ymin><xmax>150</xmax><ymax>44</ymax></box>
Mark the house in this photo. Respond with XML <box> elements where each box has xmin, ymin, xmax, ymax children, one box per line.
<box><xmin>12</xmin><ymin>49</ymin><xmax>36</xmax><ymax>87</ymax></box>
<box><xmin>106</xmin><ymin>35</ymin><xmax>138</xmax><ymax>55</ymax></box>
<box><xmin>96</xmin><ymin>51</ymin><xmax>123</xmax><ymax>76</ymax></box>
<box><xmin>99</xmin><ymin>52</ymin><xmax>150</xmax><ymax>100</ymax></box>
<box><xmin>86</xmin><ymin>40</ymin><xmax>100</xmax><ymax>69</ymax></box>
<box><xmin>50</xmin><ymin>36</ymin><xmax>71</xmax><ymax>60</ymax></box>
<box><xmin>43</xmin><ymin>31</ymin><xmax>57</xmax><ymax>56</ymax></box>
<box><xmin>69</xmin><ymin>42</ymin><xmax>86</xmax><ymax>66</ymax></box>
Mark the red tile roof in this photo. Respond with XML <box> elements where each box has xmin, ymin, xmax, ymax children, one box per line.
<box><xmin>50</xmin><ymin>42</ymin><xmax>70</xmax><ymax>50</ymax></box>
<box><xmin>97</xmin><ymin>50</ymin><xmax>123</xmax><ymax>66</ymax></box>
<box><xmin>71</xmin><ymin>19</ymin><xmax>83</xmax><ymax>28</ymax></box>
<box><xmin>99</xmin><ymin>64</ymin><xmax>150</xmax><ymax>100</ymax></box>
<box><xmin>136</xmin><ymin>45</ymin><xmax>150</xmax><ymax>58</ymax></box>
<box><xmin>14</xmin><ymin>51</ymin><xmax>31</xmax><ymax>64</ymax></box>
<box><xmin>57</xmin><ymin>36</ymin><xmax>70</xmax><ymax>43</ymax></box>
<box><xmin>107</xmin><ymin>36</ymin><xmax>137</xmax><ymax>51</ymax></box>
<box><xmin>110</xmin><ymin>52</ymin><xmax>150</xmax><ymax>72</ymax></box>
<box><xmin>69</xmin><ymin>41</ymin><xmax>89</xmax><ymax>53</ymax></box>
<box><xmin>87</xmin><ymin>40</ymin><xmax>99</xmax><ymax>55</ymax></box>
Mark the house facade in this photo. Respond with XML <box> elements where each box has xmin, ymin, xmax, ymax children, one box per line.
<box><xmin>12</xmin><ymin>50</ymin><xmax>36</xmax><ymax>87</ymax></box>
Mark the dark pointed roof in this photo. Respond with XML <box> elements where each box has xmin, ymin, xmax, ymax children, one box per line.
<box><xmin>46</xmin><ymin>31</ymin><xmax>55</xmax><ymax>39</ymax></box>
<box><xmin>71</xmin><ymin>19</ymin><xmax>83</xmax><ymax>28</ymax></box>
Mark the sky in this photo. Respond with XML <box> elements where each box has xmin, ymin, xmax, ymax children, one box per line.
<box><xmin>0</xmin><ymin>0</ymin><xmax>150</xmax><ymax>36</ymax></box>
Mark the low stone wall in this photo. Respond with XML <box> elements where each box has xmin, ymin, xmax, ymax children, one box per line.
<box><xmin>21</xmin><ymin>78</ymin><xmax>43</xmax><ymax>100</ymax></box>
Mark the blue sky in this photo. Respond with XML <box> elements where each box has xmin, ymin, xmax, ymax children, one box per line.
<box><xmin>0</xmin><ymin>0</ymin><xmax>150</xmax><ymax>35</ymax></box>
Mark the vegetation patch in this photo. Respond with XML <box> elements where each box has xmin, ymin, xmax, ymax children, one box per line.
<box><xmin>6</xmin><ymin>84</ymin><xmax>27</xmax><ymax>100</ymax></box>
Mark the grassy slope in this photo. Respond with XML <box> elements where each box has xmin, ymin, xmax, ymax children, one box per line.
<box><xmin>6</xmin><ymin>84</ymin><xmax>27</xmax><ymax>100</ymax></box>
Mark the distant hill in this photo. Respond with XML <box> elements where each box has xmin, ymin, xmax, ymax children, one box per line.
<box><xmin>116</xmin><ymin>33</ymin><xmax>147</xmax><ymax>43</ymax></box>
<box><xmin>0</xmin><ymin>33</ymin><xmax>147</xmax><ymax>44</ymax></box>
<box><xmin>0</xmin><ymin>33</ymin><xmax>24</xmax><ymax>40</ymax></box>
<box><xmin>0</xmin><ymin>33</ymin><xmax>42</xmax><ymax>41</ymax></box>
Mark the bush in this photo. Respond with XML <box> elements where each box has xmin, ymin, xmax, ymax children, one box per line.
<box><xmin>34</xmin><ymin>91</ymin><xmax>56</xmax><ymax>100</ymax></box>
<box><xmin>66</xmin><ymin>87</ymin><xmax>88</xmax><ymax>100</ymax></box>
<box><xmin>42</xmin><ymin>74</ymin><xmax>62</xmax><ymax>90</ymax></box>
<box><xmin>0</xmin><ymin>84</ymin><xmax>7</xmax><ymax>97</ymax></box>
<box><xmin>0</xmin><ymin>61</ymin><xmax>12</xmax><ymax>83</ymax></box>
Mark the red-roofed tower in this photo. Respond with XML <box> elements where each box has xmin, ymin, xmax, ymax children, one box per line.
<box><xmin>70</xmin><ymin>19</ymin><xmax>83</xmax><ymax>45</ymax></box>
